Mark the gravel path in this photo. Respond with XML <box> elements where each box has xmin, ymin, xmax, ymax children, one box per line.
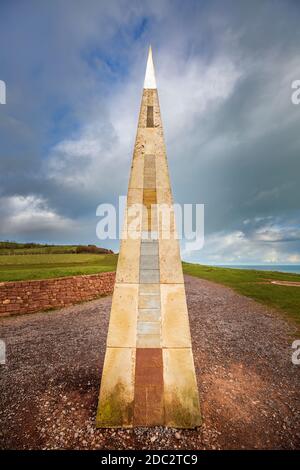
<box><xmin>0</xmin><ymin>275</ymin><xmax>299</xmax><ymax>450</ymax></box>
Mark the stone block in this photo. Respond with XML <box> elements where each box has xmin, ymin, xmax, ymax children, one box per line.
<box><xmin>139</xmin><ymin>283</ymin><xmax>160</xmax><ymax>294</ymax></box>
<box><xmin>159</xmin><ymin>238</ymin><xmax>184</xmax><ymax>284</ymax></box>
<box><xmin>136</xmin><ymin>334</ymin><xmax>161</xmax><ymax>348</ymax></box>
<box><xmin>161</xmin><ymin>283</ymin><xmax>191</xmax><ymax>348</ymax></box>
<box><xmin>140</xmin><ymin>269</ymin><xmax>159</xmax><ymax>283</ymax></box>
<box><xmin>107</xmin><ymin>283</ymin><xmax>138</xmax><ymax>348</ymax></box>
<box><xmin>138</xmin><ymin>293</ymin><xmax>160</xmax><ymax>309</ymax></box>
<box><xmin>96</xmin><ymin>347</ymin><xmax>135</xmax><ymax>428</ymax></box>
<box><xmin>140</xmin><ymin>254</ymin><xmax>159</xmax><ymax>270</ymax></box>
<box><xmin>133</xmin><ymin>348</ymin><xmax>164</xmax><ymax>426</ymax></box>
<box><xmin>138</xmin><ymin>308</ymin><xmax>161</xmax><ymax>322</ymax></box>
<box><xmin>163</xmin><ymin>348</ymin><xmax>201</xmax><ymax>428</ymax></box>
<box><xmin>116</xmin><ymin>238</ymin><xmax>140</xmax><ymax>283</ymax></box>
<box><xmin>137</xmin><ymin>321</ymin><xmax>160</xmax><ymax>335</ymax></box>
<box><xmin>140</xmin><ymin>241</ymin><xmax>158</xmax><ymax>255</ymax></box>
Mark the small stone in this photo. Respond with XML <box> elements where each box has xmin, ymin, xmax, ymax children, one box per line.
<box><xmin>175</xmin><ymin>432</ymin><xmax>181</xmax><ymax>440</ymax></box>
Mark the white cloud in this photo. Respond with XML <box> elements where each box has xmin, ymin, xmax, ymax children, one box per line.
<box><xmin>158</xmin><ymin>54</ymin><xmax>241</xmax><ymax>139</ymax></box>
<box><xmin>0</xmin><ymin>195</ymin><xmax>75</xmax><ymax>236</ymax></box>
<box><xmin>182</xmin><ymin>212</ymin><xmax>300</xmax><ymax>264</ymax></box>
<box><xmin>287</xmin><ymin>254</ymin><xmax>300</xmax><ymax>263</ymax></box>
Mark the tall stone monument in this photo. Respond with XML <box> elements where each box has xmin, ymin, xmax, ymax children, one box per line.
<box><xmin>96</xmin><ymin>47</ymin><xmax>201</xmax><ymax>428</ymax></box>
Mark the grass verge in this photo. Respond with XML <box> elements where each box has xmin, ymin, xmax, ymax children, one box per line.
<box><xmin>183</xmin><ymin>262</ymin><xmax>300</xmax><ymax>327</ymax></box>
<box><xmin>0</xmin><ymin>253</ymin><xmax>118</xmax><ymax>282</ymax></box>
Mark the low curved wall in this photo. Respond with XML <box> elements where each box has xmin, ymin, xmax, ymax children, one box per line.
<box><xmin>0</xmin><ymin>272</ymin><xmax>116</xmax><ymax>317</ymax></box>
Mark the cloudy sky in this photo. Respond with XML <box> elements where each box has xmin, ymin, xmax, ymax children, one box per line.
<box><xmin>0</xmin><ymin>0</ymin><xmax>300</xmax><ymax>264</ymax></box>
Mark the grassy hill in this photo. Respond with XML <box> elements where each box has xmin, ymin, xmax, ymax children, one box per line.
<box><xmin>0</xmin><ymin>253</ymin><xmax>118</xmax><ymax>282</ymax></box>
<box><xmin>183</xmin><ymin>262</ymin><xmax>300</xmax><ymax>327</ymax></box>
<box><xmin>0</xmin><ymin>242</ymin><xmax>117</xmax><ymax>282</ymax></box>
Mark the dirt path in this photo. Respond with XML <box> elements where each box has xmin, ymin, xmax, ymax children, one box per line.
<box><xmin>268</xmin><ymin>280</ymin><xmax>300</xmax><ymax>287</ymax></box>
<box><xmin>0</xmin><ymin>275</ymin><xmax>299</xmax><ymax>450</ymax></box>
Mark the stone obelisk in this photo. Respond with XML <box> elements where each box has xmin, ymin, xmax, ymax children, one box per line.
<box><xmin>96</xmin><ymin>47</ymin><xmax>201</xmax><ymax>428</ymax></box>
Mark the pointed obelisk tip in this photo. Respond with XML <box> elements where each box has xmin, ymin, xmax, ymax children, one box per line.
<box><xmin>144</xmin><ymin>45</ymin><xmax>157</xmax><ymax>89</ymax></box>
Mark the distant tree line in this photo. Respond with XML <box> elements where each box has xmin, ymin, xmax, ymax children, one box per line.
<box><xmin>75</xmin><ymin>245</ymin><xmax>114</xmax><ymax>254</ymax></box>
<box><xmin>0</xmin><ymin>241</ymin><xmax>114</xmax><ymax>255</ymax></box>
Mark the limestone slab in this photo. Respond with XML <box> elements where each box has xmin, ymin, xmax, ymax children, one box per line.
<box><xmin>156</xmin><ymin>168</ymin><xmax>170</xmax><ymax>189</ymax></box>
<box><xmin>138</xmin><ymin>293</ymin><xmax>160</xmax><ymax>309</ymax></box>
<box><xmin>143</xmin><ymin>188</ymin><xmax>157</xmax><ymax>205</ymax></box>
<box><xmin>136</xmin><ymin>333</ymin><xmax>161</xmax><ymax>348</ymax></box>
<box><xmin>159</xmin><ymin>230</ymin><xmax>179</xmax><ymax>240</ymax></box>
<box><xmin>120</xmin><ymin>227</ymin><xmax>142</xmax><ymax>242</ymax></box>
<box><xmin>140</xmin><ymin>269</ymin><xmax>159</xmax><ymax>283</ymax></box>
<box><xmin>141</xmin><ymin>231</ymin><xmax>158</xmax><ymax>241</ymax></box>
<box><xmin>139</xmin><ymin>283</ymin><xmax>160</xmax><ymax>294</ymax></box>
<box><xmin>116</xmin><ymin>238</ymin><xmax>141</xmax><ymax>283</ymax></box>
<box><xmin>159</xmin><ymin>238</ymin><xmax>184</xmax><ymax>284</ymax></box>
<box><xmin>123</xmin><ymin>201</ymin><xmax>143</xmax><ymax>235</ymax></box>
<box><xmin>141</xmin><ymin>240</ymin><xmax>158</xmax><ymax>256</ymax></box>
<box><xmin>138</xmin><ymin>308</ymin><xmax>161</xmax><ymax>322</ymax></box>
<box><xmin>107</xmin><ymin>283</ymin><xmax>139</xmax><ymax>347</ymax></box>
<box><xmin>140</xmin><ymin>254</ymin><xmax>159</xmax><ymax>270</ymax></box>
<box><xmin>157</xmin><ymin>205</ymin><xmax>176</xmax><ymax>234</ymax></box>
<box><xmin>160</xmin><ymin>283</ymin><xmax>191</xmax><ymax>348</ymax></box>
<box><xmin>137</xmin><ymin>321</ymin><xmax>160</xmax><ymax>335</ymax></box>
<box><xmin>163</xmin><ymin>348</ymin><xmax>201</xmax><ymax>428</ymax></box>
<box><xmin>143</xmin><ymin>218</ymin><xmax>151</xmax><ymax>232</ymax></box>
<box><xmin>127</xmin><ymin>188</ymin><xmax>143</xmax><ymax>205</ymax></box>
<box><xmin>144</xmin><ymin>171</ymin><xmax>155</xmax><ymax>180</ymax></box>
<box><xmin>96</xmin><ymin>347</ymin><xmax>135</xmax><ymax>428</ymax></box>
<box><xmin>144</xmin><ymin>177</ymin><xmax>156</xmax><ymax>189</ymax></box>
<box><xmin>147</xmin><ymin>218</ymin><xmax>158</xmax><ymax>232</ymax></box>
<box><xmin>144</xmin><ymin>154</ymin><xmax>156</xmax><ymax>168</ymax></box>
<box><xmin>141</xmin><ymin>128</ymin><xmax>156</xmax><ymax>154</ymax></box>
<box><xmin>129</xmin><ymin>156</ymin><xmax>144</xmax><ymax>189</ymax></box>
<box><xmin>156</xmin><ymin>188</ymin><xmax>173</xmax><ymax>205</ymax></box>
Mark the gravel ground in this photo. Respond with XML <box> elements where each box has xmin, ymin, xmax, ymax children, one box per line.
<box><xmin>0</xmin><ymin>275</ymin><xmax>299</xmax><ymax>450</ymax></box>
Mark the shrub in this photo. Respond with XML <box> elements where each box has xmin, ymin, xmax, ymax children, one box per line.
<box><xmin>75</xmin><ymin>245</ymin><xmax>114</xmax><ymax>254</ymax></box>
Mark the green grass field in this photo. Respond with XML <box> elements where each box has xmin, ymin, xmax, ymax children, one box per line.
<box><xmin>0</xmin><ymin>243</ymin><xmax>299</xmax><ymax>328</ymax></box>
<box><xmin>183</xmin><ymin>262</ymin><xmax>300</xmax><ymax>327</ymax></box>
<box><xmin>0</xmin><ymin>253</ymin><xmax>118</xmax><ymax>282</ymax></box>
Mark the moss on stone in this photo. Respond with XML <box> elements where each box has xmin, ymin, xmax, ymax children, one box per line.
<box><xmin>96</xmin><ymin>382</ymin><xmax>133</xmax><ymax>428</ymax></box>
<box><xmin>166</xmin><ymin>387</ymin><xmax>201</xmax><ymax>428</ymax></box>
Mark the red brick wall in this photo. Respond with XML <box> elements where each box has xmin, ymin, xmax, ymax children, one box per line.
<box><xmin>0</xmin><ymin>272</ymin><xmax>116</xmax><ymax>317</ymax></box>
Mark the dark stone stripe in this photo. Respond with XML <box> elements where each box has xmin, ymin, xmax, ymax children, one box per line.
<box><xmin>133</xmin><ymin>348</ymin><xmax>164</xmax><ymax>426</ymax></box>
<box><xmin>143</xmin><ymin>189</ymin><xmax>156</xmax><ymax>230</ymax></box>
<box><xmin>146</xmin><ymin>106</ymin><xmax>154</xmax><ymax>127</ymax></box>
